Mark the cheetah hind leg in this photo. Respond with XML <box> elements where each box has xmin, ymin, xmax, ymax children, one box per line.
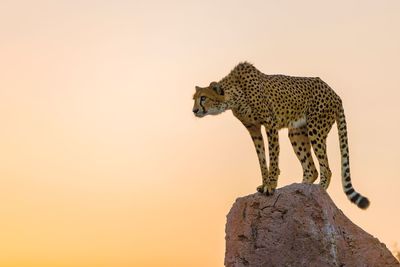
<box><xmin>288</xmin><ymin>126</ymin><xmax>318</xmax><ymax>184</ymax></box>
<box><xmin>310</xmin><ymin>137</ymin><xmax>332</xmax><ymax>189</ymax></box>
<box><xmin>307</xmin><ymin>116</ymin><xmax>335</xmax><ymax>189</ymax></box>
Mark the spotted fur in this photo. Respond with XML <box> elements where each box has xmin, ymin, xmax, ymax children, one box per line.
<box><xmin>193</xmin><ymin>62</ymin><xmax>369</xmax><ymax>209</ymax></box>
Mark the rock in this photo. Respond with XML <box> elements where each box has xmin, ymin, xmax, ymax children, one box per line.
<box><xmin>225</xmin><ymin>183</ymin><xmax>399</xmax><ymax>267</ymax></box>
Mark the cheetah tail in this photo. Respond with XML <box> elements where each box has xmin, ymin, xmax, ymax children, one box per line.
<box><xmin>336</xmin><ymin>106</ymin><xmax>370</xmax><ymax>209</ymax></box>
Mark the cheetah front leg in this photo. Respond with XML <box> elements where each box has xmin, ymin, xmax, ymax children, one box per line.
<box><xmin>266</xmin><ymin>128</ymin><xmax>280</xmax><ymax>191</ymax></box>
<box><xmin>244</xmin><ymin>124</ymin><xmax>274</xmax><ymax>195</ymax></box>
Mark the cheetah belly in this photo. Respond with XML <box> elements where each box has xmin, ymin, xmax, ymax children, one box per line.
<box><xmin>288</xmin><ymin>116</ymin><xmax>307</xmax><ymax>129</ymax></box>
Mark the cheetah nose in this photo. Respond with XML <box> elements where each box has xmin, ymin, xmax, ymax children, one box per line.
<box><xmin>193</xmin><ymin>108</ymin><xmax>199</xmax><ymax>114</ymax></box>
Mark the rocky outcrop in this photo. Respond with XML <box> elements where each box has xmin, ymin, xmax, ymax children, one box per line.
<box><xmin>225</xmin><ymin>183</ymin><xmax>399</xmax><ymax>267</ymax></box>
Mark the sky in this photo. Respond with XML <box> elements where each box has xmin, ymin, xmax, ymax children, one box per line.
<box><xmin>1</xmin><ymin>0</ymin><xmax>400</xmax><ymax>266</ymax></box>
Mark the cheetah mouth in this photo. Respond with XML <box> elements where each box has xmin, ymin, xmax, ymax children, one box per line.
<box><xmin>195</xmin><ymin>109</ymin><xmax>223</xmax><ymax>117</ymax></box>
<box><xmin>195</xmin><ymin>112</ymin><xmax>206</xmax><ymax>117</ymax></box>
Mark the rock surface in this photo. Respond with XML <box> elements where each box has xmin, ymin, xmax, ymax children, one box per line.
<box><xmin>225</xmin><ymin>183</ymin><xmax>399</xmax><ymax>267</ymax></box>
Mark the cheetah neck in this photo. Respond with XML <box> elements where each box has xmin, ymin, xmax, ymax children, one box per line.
<box><xmin>219</xmin><ymin>79</ymin><xmax>239</xmax><ymax>111</ymax></box>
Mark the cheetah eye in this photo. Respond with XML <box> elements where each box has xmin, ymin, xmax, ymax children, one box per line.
<box><xmin>200</xmin><ymin>96</ymin><xmax>206</xmax><ymax>102</ymax></box>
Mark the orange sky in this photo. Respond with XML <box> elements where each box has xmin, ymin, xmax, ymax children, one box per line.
<box><xmin>1</xmin><ymin>1</ymin><xmax>400</xmax><ymax>266</ymax></box>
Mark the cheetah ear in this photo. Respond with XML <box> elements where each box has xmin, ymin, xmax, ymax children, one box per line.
<box><xmin>195</xmin><ymin>86</ymin><xmax>201</xmax><ymax>92</ymax></box>
<box><xmin>212</xmin><ymin>83</ymin><xmax>224</xmax><ymax>96</ymax></box>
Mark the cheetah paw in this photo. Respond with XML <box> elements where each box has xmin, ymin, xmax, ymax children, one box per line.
<box><xmin>256</xmin><ymin>184</ymin><xmax>275</xmax><ymax>196</ymax></box>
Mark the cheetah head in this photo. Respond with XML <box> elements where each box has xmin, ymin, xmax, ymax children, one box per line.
<box><xmin>192</xmin><ymin>82</ymin><xmax>227</xmax><ymax>117</ymax></box>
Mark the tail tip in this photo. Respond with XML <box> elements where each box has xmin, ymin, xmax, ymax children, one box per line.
<box><xmin>357</xmin><ymin>197</ymin><xmax>370</xmax><ymax>209</ymax></box>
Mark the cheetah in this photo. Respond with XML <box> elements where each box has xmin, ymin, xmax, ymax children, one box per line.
<box><xmin>192</xmin><ymin>62</ymin><xmax>369</xmax><ymax>209</ymax></box>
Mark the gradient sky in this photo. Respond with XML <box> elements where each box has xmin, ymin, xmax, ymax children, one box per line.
<box><xmin>1</xmin><ymin>1</ymin><xmax>400</xmax><ymax>266</ymax></box>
